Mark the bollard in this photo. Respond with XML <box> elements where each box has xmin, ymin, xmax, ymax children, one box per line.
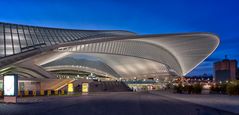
<box><xmin>0</xmin><ymin>91</ymin><xmax>2</xmax><ymax>97</ymax></box>
<box><xmin>18</xmin><ymin>91</ymin><xmax>20</xmax><ymax>97</ymax></box>
<box><xmin>33</xmin><ymin>90</ymin><xmax>36</xmax><ymax>96</ymax></box>
<box><xmin>61</xmin><ymin>90</ymin><xmax>64</xmax><ymax>95</ymax></box>
<box><xmin>40</xmin><ymin>90</ymin><xmax>44</xmax><ymax>96</ymax></box>
<box><xmin>54</xmin><ymin>90</ymin><xmax>58</xmax><ymax>95</ymax></box>
<box><xmin>24</xmin><ymin>90</ymin><xmax>29</xmax><ymax>96</ymax></box>
<box><xmin>47</xmin><ymin>90</ymin><xmax>51</xmax><ymax>96</ymax></box>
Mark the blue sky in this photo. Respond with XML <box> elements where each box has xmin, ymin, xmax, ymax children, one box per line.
<box><xmin>1</xmin><ymin>0</ymin><xmax>239</xmax><ymax>76</ymax></box>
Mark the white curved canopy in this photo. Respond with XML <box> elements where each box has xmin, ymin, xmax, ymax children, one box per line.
<box><xmin>0</xmin><ymin>22</ymin><xmax>219</xmax><ymax>79</ymax></box>
<box><xmin>54</xmin><ymin>33</ymin><xmax>219</xmax><ymax>76</ymax></box>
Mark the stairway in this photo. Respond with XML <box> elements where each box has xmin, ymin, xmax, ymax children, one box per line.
<box><xmin>40</xmin><ymin>79</ymin><xmax>75</xmax><ymax>90</ymax></box>
<box><xmin>89</xmin><ymin>81</ymin><xmax>132</xmax><ymax>92</ymax></box>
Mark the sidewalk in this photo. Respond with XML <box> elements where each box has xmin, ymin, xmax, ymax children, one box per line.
<box><xmin>150</xmin><ymin>91</ymin><xmax>239</xmax><ymax>114</ymax></box>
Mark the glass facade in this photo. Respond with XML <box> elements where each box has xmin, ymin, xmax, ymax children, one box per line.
<box><xmin>0</xmin><ymin>22</ymin><xmax>134</xmax><ymax>58</ymax></box>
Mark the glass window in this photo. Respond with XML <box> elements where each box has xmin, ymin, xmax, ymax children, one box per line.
<box><xmin>0</xmin><ymin>24</ymin><xmax>3</xmax><ymax>33</ymax></box>
<box><xmin>63</xmin><ymin>32</ymin><xmax>73</xmax><ymax>41</ymax></box>
<box><xmin>29</xmin><ymin>28</ymin><xmax>39</xmax><ymax>45</ymax></box>
<box><xmin>30</xmin><ymin>34</ymin><xmax>39</xmax><ymax>45</ymax></box>
<box><xmin>5</xmin><ymin>33</ymin><xmax>13</xmax><ymax>55</ymax></box>
<box><xmin>53</xmin><ymin>31</ymin><xmax>63</xmax><ymax>43</ymax></box>
<box><xmin>33</xmin><ymin>28</ymin><xmax>44</xmax><ymax>43</ymax></box>
<box><xmin>19</xmin><ymin>34</ymin><xmax>27</xmax><ymax>48</ymax></box>
<box><xmin>45</xmin><ymin>30</ymin><xmax>55</xmax><ymax>45</ymax></box>
<box><xmin>17</xmin><ymin>26</ymin><xmax>23</xmax><ymax>33</ymax></box>
<box><xmin>43</xmin><ymin>36</ymin><xmax>51</xmax><ymax>46</ymax></box>
<box><xmin>23</xmin><ymin>27</ymin><xmax>35</xmax><ymax>47</ymax></box>
<box><xmin>58</xmin><ymin>36</ymin><xmax>65</xmax><ymax>42</ymax></box>
<box><xmin>39</xmin><ymin>29</ymin><xmax>49</xmax><ymax>45</ymax></box>
<box><xmin>12</xmin><ymin>33</ymin><xmax>20</xmax><ymax>53</ymax></box>
<box><xmin>23</xmin><ymin>27</ymin><xmax>29</xmax><ymax>34</ymax></box>
<box><xmin>4</xmin><ymin>25</ymin><xmax>11</xmax><ymax>33</ymax></box>
<box><xmin>34</xmin><ymin>28</ymin><xmax>45</xmax><ymax>44</ymax></box>
<box><xmin>69</xmin><ymin>32</ymin><xmax>77</xmax><ymax>40</ymax></box>
<box><xmin>29</xmin><ymin>27</ymin><xmax>34</xmax><ymax>32</ymax></box>
<box><xmin>0</xmin><ymin>31</ymin><xmax>4</xmax><ymax>57</ymax></box>
<box><xmin>11</xmin><ymin>26</ymin><xmax>17</xmax><ymax>33</ymax></box>
<box><xmin>53</xmin><ymin>36</ymin><xmax>60</xmax><ymax>43</ymax></box>
<box><xmin>48</xmin><ymin>37</ymin><xmax>55</xmax><ymax>45</ymax></box>
<box><xmin>39</xmin><ymin>29</ymin><xmax>46</xmax><ymax>35</ymax></box>
<box><xmin>36</xmin><ymin>35</ymin><xmax>45</xmax><ymax>44</ymax></box>
<box><xmin>25</xmin><ymin>34</ymin><xmax>33</xmax><ymax>46</ymax></box>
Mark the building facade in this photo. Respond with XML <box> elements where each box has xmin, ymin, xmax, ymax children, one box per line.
<box><xmin>214</xmin><ymin>59</ymin><xmax>238</xmax><ymax>82</ymax></box>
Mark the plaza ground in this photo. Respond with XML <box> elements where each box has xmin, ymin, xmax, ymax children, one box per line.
<box><xmin>0</xmin><ymin>92</ymin><xmax>236</xmax><ymax>115</ymax></box>
<box><xmin>150</xmin><ymin>90</ymin><xmax>239</xmax><ymax>114</ymax></box>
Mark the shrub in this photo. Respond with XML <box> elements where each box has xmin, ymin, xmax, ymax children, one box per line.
<box><xmin>227</xmin><ymin>80</ymin><xmax>239</xmax><ymax>95</ymax></box>
<box><xmin>220</xmin><ymin>83</ymin><xmax>227</xmax><ymax>94</ymax></box>
<box><xmin>174</xmin><ymin>84</ymin><xmax>183</xmax><ymax>94</ymax></box>
<box><xmin>192</xmin><ymin>84</ymin><xmax>202</xmax><ymax>94</ymax></box>
<box><xmin>174</xmin><ymin>84</ymin><xmax>202</xmax><ymax>94</ymax></box>
<box><xmin>184</xmin><ymin>85</ymin><xmax>193</xmax><ymax>94</ymax></box>
<box><xmin>142</xmin><ymin>85</ymin><xmax>148</xmax><ymax>91</ymax></box>
<box><xmin>210</xmin><ymin>83</ymin><xmax>227</xmax><ymax>94</ymax></box>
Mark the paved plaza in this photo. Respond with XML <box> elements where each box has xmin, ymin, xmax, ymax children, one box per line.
<box><xmin>150</xmin><ymin>91</ymin><xmax>239</xmax><ymax>114</ymax></box>
<box><xmin>0</xmin><ymin>92</ymin><xmax>236</xmax><ymax>115</ymax></box>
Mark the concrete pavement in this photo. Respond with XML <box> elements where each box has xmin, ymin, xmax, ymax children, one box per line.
<box><xmin>0</xmin><ymin>92</ymin><xmax>235</xmax><ymax>115</ymax></box>
<box><xmin>150</xmin><ymin>90</ymin><xmax>239</xmax><ymax>114</ymax></box>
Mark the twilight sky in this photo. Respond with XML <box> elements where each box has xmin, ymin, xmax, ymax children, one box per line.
<box><xmin>0</xmin><ymin>0</ymin><xmax>239</xmax><ymax>76</ymax></box>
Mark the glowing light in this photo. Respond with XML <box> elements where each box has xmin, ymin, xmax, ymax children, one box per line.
<box><xmin>68</xmin><ymin>83</ymin><xmax>74</xmax><ymax>93</ymax></box>
<box><xmin>203</xmin><ymin>84</ymin><xmax>211</xmax><ymax>89</ymax></box>
<box><xmin>82</xmin><ymin>83</ymin><xmax>88</xmax><ymax>93</ymax></box>
<box><xmin>4</xmin><ymin>75</ymin><xmax>17</xmax><ymax>96</ymax></box>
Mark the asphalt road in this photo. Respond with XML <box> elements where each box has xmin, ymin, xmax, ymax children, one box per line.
<box><xmin>0</xmin><ymin>92</ymin><xmax>235</xmax><ymax>115</ymax></box>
